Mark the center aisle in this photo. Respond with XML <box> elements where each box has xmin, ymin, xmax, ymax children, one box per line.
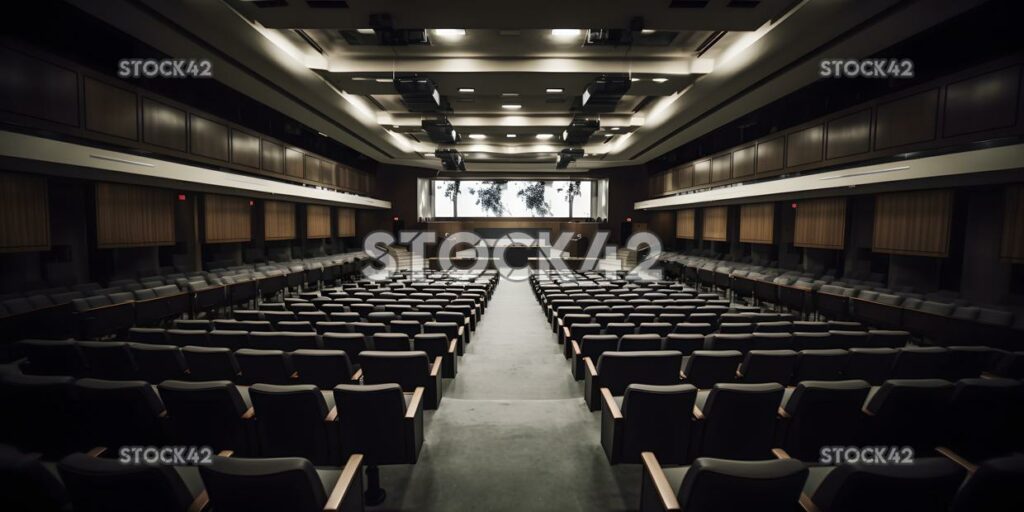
<box><xmin>381</xmin><ymin>278</ymin><xmax>639</xmax><ymax>511</ymax></box>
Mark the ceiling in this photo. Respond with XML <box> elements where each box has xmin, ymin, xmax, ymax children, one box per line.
<box><xmin>66</xmin><ymin>0</ymin><xmax>989</xmax><ymax>173</ymax></box>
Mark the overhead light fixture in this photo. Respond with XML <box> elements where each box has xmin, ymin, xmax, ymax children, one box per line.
<box><xmin>630</xmin><ymin>77</ymin><xmax>641</xmax><ymax>82</ymax></box>
<box><xmin>641</xmin><ymin>29</ymin><xmax>656</xmax><ymax>34</ymax></box>
<box><xmin>501</xmin><ymin>104</ymin><xmax>522</xmax><ymax>110</ymax></box>
<box><xmin>535</xmin><ymin>134</ymin><xmax>553</xmax><ymax>140</ymax></box>
<box><xmin>610</xmin><ymin>127</ymin><xmax>621</xmax><ymax>131</ymax></box>
<box><xmin>506</xmin><ymin>134</ymin><xmax>517</xmax><ymax>138</ymax></box>
<box><xmin>356</xmin><ymin>28</ymin><xmax>375</xmax><ymax>35</ymax></box>
<box><xmin>652</xmin><ymin>77</ymin><xmax>669</xmax><ymax>83</ymax></box>
<box><xmin>545</xmin><ymin>88</ymin><xmax>564</xmax><ymax>93</ymax></box>
<box><xmin>458</xmin><ymin>88</ymin><xmax>475</xmax><ymax>93</ymax></box>
<box><xmin>374</xmin><ymin>78</ymin><xmax>392</xmax><ymax>83</ymax></box>
<box><xmin>605</xmin><ymin>133</ymin><xmax>615</xmax><ymax>137</ymax></box>
<box><xmin>551</xmin><ymin>29</ymin><xmax>581</xmax><ymax>38</ymax></box>
<box><xmin>468</xmin><ymin>133</ymin><xmax>486</xmax><ymax>140</ymax></box>
<box><xmin>433</xmin><ymin>28</ymin><xmax>466</xmax><ymax>38</ymax></box>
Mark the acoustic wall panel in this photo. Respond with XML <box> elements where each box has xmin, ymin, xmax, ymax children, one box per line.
<box><xmin>676</xmin><ymin>209</ymin><xmax>696</xmax><ymax>239</ymax></box>
<box><xmin>794</xmin><ymin>197</ymin><xmax>847</xmax><ymax>249</ymax></box>
<box><xmin>702</xmin><ymin>206</ymin><xmax>728</xmax><ymax>242</ymax></box>
<box><xmin>732</xmin><ymin>146</ymin><xmax>755</xmax><ymax>178</ymax></box>
<box><xmin>0</xmin><ymin>172</ymin><xmax>50</xmax><ymax>252</ymax></box>
<box><xmin>786</xmin><ymin>124</ymin><xmax>824</xmax><ymax>167</ymax></box>
<box><xmin>95</xmin><ymin>182</ymin><xmax>175</xmax><ymax>248</ymax></box>
<box><xmin>872</xmin><ymin>189</ymin><xmax>953</xmax><ymax>257</ymax></box>
<box><xmin>0</xmin><ymin>47</ymin><xmax>79</xmax><ymax>127</ymax></box>
<box><xmin>264</xmin><ymin>201</ymin><xmax>296</xmax><ymax>241</ymax></box>
<box><xmin>83</xmin><ymin>77</ymin><xmax>138</xmax><ymax>141</ymax></box>
<box><xmin>261</xmin><ymin>140</ymin><xmax>284</xmax><ymax>174</ymax></box>
<box><xmin>189</xmin><ymin>114</ymin><xmax>229</xmax><ymax>162</ymax></box>
<box><xmin>739</xmin><ymin>203</ymin><xmax>774</xmax><ymax>244</ymax></box>
<box><xmin>1001</xmin><ymin>185</ymin><xmax>1024</xmax><ymax>263</ymax></box>
<box><xmin>693</xmin><ymin>160</ymin><xmax>711</xmax><ymax>186</ymax></box>
<box><xmin>337</xmin><ymin>208</ymin><xmax>356</xmax><ymax>237</ymax></box>
<box><xmin>306</xmin><ymin>205</ymin><xmax>331</xmax><ymax>239</ymax></box>
<box><xmin>874</xmin><ymin>89</ymin><xmax>939</xmax><ymax>149</ymax></box>
<box><xmin>142</xmin><ymin>98</ymin><xmax>187</xmax><ymax>151</ymax></box>
<box><xmin>711</xmin><ymin>154</ymin><xmax>731</xmax><ymax>183</ymax></box>
<box><xmin>756</xmin><ymin>137</ymin><xmax>785</xmax><ymax>174</ymax></box>
<box><xmin>944</xmin><ymin>66</ymin><xmax>1020</xmax><ymax>137</ymax></box>
<box><xmin>826</xmin><ymin>110</ymin><xmax>871</xmax><ymax>159</ymax></box>
<box><xmin>204</xmin><ymin>194</ymin><xmax>251</xmax><ymax>244</ymax></box>
<box><xmin>231</xmin><ymin>130</ymin><xmax>260</xmax><ymax>169</ymax></box>
<box><xmin>285</xmin><ymin>148</ymin><xmax>304</xmax><ymax>178</ymax></box>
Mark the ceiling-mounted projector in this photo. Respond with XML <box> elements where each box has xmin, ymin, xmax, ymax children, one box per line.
<box><xmin>562</xmin><ymin>118</ymin><xmax>600</xmax><ymax>145</ymax></box>
<box><xmin>555</xmin><ymin>148</ymin><xmax>584</xmax><ymax>169</ymax></box>
<box><xmin>369</xmin><ymin>13</ymin><xmax>430</xmax><ymax>46</ymax></box>
<box><xmin>580</xmin><ymin>74</ymin><xmax>631</xmax><ymax>113</ymax></box>
<box><xmin>394</xmin><ymin>76</ymin><xmax>442</xmax><ymax>112</ymax></box>
<box><xmin>422</xmin><ymin>117</ymin><xmax>458</xmax><ymax>143</ymax></box>
<box><xmin>435</xmin><ymin>149</ymin><xmax>466</xmax><ymax>171</ymax></box>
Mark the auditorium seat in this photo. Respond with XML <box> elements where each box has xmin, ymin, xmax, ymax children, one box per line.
<box><xmin>182</xmin><ymin>346</ymin><xmax>239</xmax><ymax>381</ymax></box>
<box><xmin>842</xmin><ymin>347</ymin><xmax>898</xmax><ymax>385</ymax></box>
<box><xmin>889</xmin><ymin>346</ymin><xmax>951</xmax><ymax>379</ymax></box>
<box><xmin>235</xmin><ymin>349</ymin><xmax>295</xmax><ymax>385</ymax></box>
<box><xmin>0</xmin><ymin>375</ymin><xmax>79</xmax><ymax>457</ymax></box>
<box><xmin>158</xmin><ymin>380</ymin><xmax>256</xmax><ymax>456</ymax></box>
<box><xmin>949</xmin><ymin>454</ymin><xmax>1024</xmax><ymax>512</ymax></box>
<box><xmin>863</xmin><ymin>379</ymin><xmax>954</xmax><ymax>452</ymax></box>
<box><xmin>165</xmin><ymin>329</ymin><xmax>209</xmax><ymax>348</ymax></box>
<box><xmin>291</xmin><ymin>350</ymin><xmax>360</xmax><ymax>388</ymax></box>
<box><xmin>359</xmin><ymin>351</ymin><xmax>442</xmax><ymax>410</ymax></box>
<box><xmin>619</xmin><ymin>333</ymin><xmax>664</xmax><ymax>352</ymax></box>
<box><xmin>736</xmin><ymin>350</ymin><xmax>797</xmax><ymax>385</ymax></box>
<box><xmin>693</xmin><ymin>383</ymin><xmax>783</xmax><ymax>460</ymax></box>
<box><xmin>801</xmin><ymin>458</ymin><xmax>965</xmax><ymax>512</ymax></box>
<box><xmin>663</xmin><ymin>334</ymin><xmax>704</xmax><ymax>355</ymax></box>
<box><xmin>249</xmin><ymin>332</ymin><xmax>318</xmax><ymax>352</ymax></box>
<box><xmin>777</xmin><ymin>380</ymin><xmax>870</xmax><ymax>461</ymax></box>
<box><xmin>322</xmin><ymin>333</ymin><xmax>368</xmax><ymax>362</ymax></box>
<box><xmin>705</xmin><ymin>333</ymin><xmax>753</xmax><ymax>353</ymax></box>
<box><xmin>248</xmin><ymin>384</ymin><xmax>336</xmax><ymax>465</ymax></box>
<box><xmin>75</xmin><ymin>378</ymin><xmax>169</xmax><ymax>449</ymax></box>
<box><xmin>945</xmin><ymin>345</ymin><xmax>995</xmax><ymax>380</ymax></box>
<box><xmin>17</xmin><ymin>339</ymin><xmax>86</xmax><ymax>376</ymax></box>
<box><xmin>682</xmin><ymin>351</ymin><xmax>742</xmax><ymax>389</ymax></box>
<box><xmin>944</xmin><ymin>378</ymin><xmax>1023</xmax><ymax>461</ymax></box>
<box><xmin>129</xmin><ymin>343</ymin><xmax>188</xmax><ymax>382</ymax></box>
<box><xmin>413</xmin><ymin>333</ymin><xmax>457</xmax><ymax>378</ymax></box>
<box><xmin>127</xmin><ymin>327</ymin><xmax>168</xmax><ymax>344</ymax></box>
<box><xmin>208</xmin><ymin>330</ymin><xmax>248</xmax><ymax>351</ymax></box>
<box><xmin>0</xmin><ymin>444</ymin><xmax>68</xmax><ymax>512</ymax></box>
<box><xmin>373</xmin><ymin>332</ymin><xmax>413</xmax><ymax>351</ymax></box>
<box><xmin>584</xmin><ymin>351</ymin><xmax>683</xmax><ymax>411</ymax></box>
<box><xmin>58</xmin><ymin>451</ymin><xmax>205</xmax><ymax>512</ymax></box>
<box><xmin>601</xmin><ymin>383</ymin><xmax>697</xmax><ymax>465</ymax></box>
<box><xmin>571</xmin><ymin>335</ymin><xmax>619</xmax><ymax>381</ymax></box>
<box><xmin>424</xmin><ymin>321</ymin><xmax>465</xmax><ymax>355</ymax></box>
<box><xmin>199</xmin><ymin>454</ymin><xmax>364</xmax><ymax>512</ymax></box>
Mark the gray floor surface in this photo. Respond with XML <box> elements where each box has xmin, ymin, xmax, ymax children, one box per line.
<box><xmin>375</xmin><ymin>279</ymin><xmax>640</xmax><ymax>511</ymax></box>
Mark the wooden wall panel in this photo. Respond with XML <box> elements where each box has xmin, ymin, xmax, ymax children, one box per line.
<box><xmin>702</xmin><ymin>206</ymin><xmax>728</xmax><ymax>242</ymax></box>
<box><xmin>285</xmin><ymin>149</ymin><xmax>304</xmax><ymax>178</ymax></box>
<box><xmin>304</xmin><ymin>155</ymin><xmax>321</xmax><ymax>183</ymax></box>
<box><xmin>142</xmin><ymin>98</ymin><xmax>187</xmax><ymax>151</ymax></box>
<box><xmin>739</xmin><ymin>203</ymin><xmax>774</xmax><ymax>244</ymax></box>
<box><xmin>264</xmin><ymin>201</ymin><xmax>296</xmax><ymax>241</ymax></box>
<box><xmin>204</xmin><ymin>194</ymin><xmax>251</xmax><ymax>244</ymax></box>
<box><xmin>0</xmin><ymin>172</ymin><xmax>50</xmax><ymax>252</ymax></box>
<box><xmin>693</xmin><ymin>159</ymin><xmax>711</xmax><ymax>186</ymax></box>
<box><xmin>307</xmin><ymin>205</ymin><xmax>331</xmax><ymax>239</ymax></box>
<box><xmin>711</xmin><ymin>154</ymin><xmax>732</xmax><ymax>183</ymax></box>
<box><xmin>189</xmin><ymin>114</ymin><xmax>229</xmax><ymax>161</ymax></box>
<box><xmin>794</xmin><ymin>197</ymin><xmax>847</xmax><ymax>249</ymax></box>
<box><xmin>261</xmin><ymin>140</ymin><xmax>284</xmax><ymax>174</ymax></box>
<box><xmin>0</xmin><ymin>47</ymin><xmax>79</xmax><ymax>126</ymax></box>
<box><xmin>678</xmin><ymin>165</ymin><xmax>694</xmax><ymax>189</ymax></box>
<box><xmin>786</xmin><ymin>124</ymin><xmax>824</xmax><ymax>167</ymax></box>
<box><xmin>83</xmin><ymin>78</ymin><xmax>138</xmax><ymax>140</ymax></box>
<box><xmin>826</xmin><ymin>110</ymin><xmax>871</xmax><ymax>159</ymax></box>
<box><xmin>872</xmin><ymin>189</ymin><xmax>953</xmax><ymax>257</ymax></box>
<box><xmin>675</xmin><ymin>209</ymin><xmax>696</xmax><ymax>239</ymax></box>
<box><xmin>337</xmin><ymin>208</ymin><xmax>356</xmax><ymax>237</ymax></box>
<box><xmin>756</xmin><ymin>137</ymin><xmax>785</xmax><ymax>174</ymax></box>
<box><xmin>944</xmin><ymin>66</ymin><xmax>1020</xmax><ymax>137</ymax></box>
<box><xmin>875</xmin><ymin>89</ymin><xmax>939</xmax><ymax>149</ymax></box>
<box><xmin>231</xmin><ymin>130</ymin><xmax>260</xmax><ymax>169</ymax></box>
<box><xmin>732</xmin><ymin>146</ymin><xmax>755</xmax><ymax>178</ymax></box>
<box><xmin>1001</xmin><ymin>185</ymin><xmax>1024</xmax><ymax>263</ymax></box>
<box><xmin>95</xmin><ymin>183</ymin><xmax>175</xmax><ymax>248</ymax></box>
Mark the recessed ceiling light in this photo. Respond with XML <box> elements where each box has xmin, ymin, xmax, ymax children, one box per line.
<box><xmin>506</xmin><ymin>134</ymin><xmax>517</xmax><ymax>138</ymax></box>
<box><xmin>536</xmin><ymin>134</ymin><xmax>553</xmax><ymax>140</ymax></box>
<box><xmin>356</xmin><ymin>28</ymin><xmax>375</xmax><ymax>35</ymax></box>
<box><xmin>631</xmin><ymin>77</ymin><xmax>641</xmax><ymax>82</ymax></box>
<box><xmin>610</xmin><ymin>127</ymin><xmax>621</xmax><ymax>131</ymax></box>
<box><xmin>551</xmin><ymin>29</ymin><xmax>581</xmax><ymax>38</ymax></box>
<box><xmin>501</xmin><ymin>104</ymin><xmax>522</xmax><ymax>110</ymax></box>
<box><xmin>652</xmin><ymin>77</ymin><xmax>669</xmax><ymax>83</ymax></box>
<box><xmin>641</xmin><ymin>29</ymin><xmax>656</xmax><ymax>34</ymax></box>
<box><xmin>433</xmin><ymin>29</ymin><xmax>466</xmax><ymax>38</ymax></box>
<box><xmin>501</xmin><ymin>92</ymin><xmax>519</xmax><ymax>97</ymax></box>
<box><xmin>468</xmin><ymin>134</ymin><xmax>486</xmax><ymax>140</ymax></box>
<box><xmin>458</xmin><ymin>88</ymin><xmax>475</xmax><ymax>93</ymax></box>
<box><xmin>545</xmin><ymin>88</ymin><xmax>564</xmax><ymax>94</ymax></box>
<box><xmin>605</xmin><ymin>133</ymin><xmax>615</xmax><ymax>137</ymax></box>
<box><xmin>374</xmin><ymin>78</ymin><xmax>392</xmax><ymax>83</ymax></box>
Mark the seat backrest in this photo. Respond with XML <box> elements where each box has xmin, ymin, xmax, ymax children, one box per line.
<box><xmin>182</xmin><ymin>346</ymin><xmax>239</xmax><ymax>381</ymax></box>
<box><xmin>700</xmin><ymin>383</ymin><xmax>784</xmax><ymax>460</ymax></box>
<box><xmin>0</xmin><ymin>444</ymin><xmax>69</xmax><ymax>512</ymax></box>
<box><xmin>781</xmin><ymin>380</ymin><xmax>871</xmax><ymax>461</ymax></box>
<box><xmin>620</xmin><ymin>383</ymin><xmax>697</xmax><ymax>464</ymax></box>
<box><xmin>158</xmin><ymin>380</ymin><xmax>251</xmax><ymax>454</ymax></box>
<box><xmin>199</xmin><ymin>456</ymin><xmax>326</xmax><ymax>512</ymax></box>
<box><xmin>946</xmin><ymin>378</ymin><xmax>1023</xmax><ymax>461</ymax></box>
<box><xmin>166</xmin><ymin>329</ymin><xmax>210</xmax><ymax>348</ymax></box>
<box><xmin>249</xmin><ymin>384</ymin><xmax>331</xmax><ymax>464</ymax></box>
<box><xmin>951</xmin><ymin>455</ymin><xmax>1024</xmax><ymax>512</ymax></box>
<box><xmin>864</xmin><ymin>379</ymin><xmax>954</xmax><ymax>451</ymax></box>
<box><xmin>663</xmin><ymin>334</ymin><xmax>705</xmax><ymax>356</ymax></box>
<box><xmin>810</xmin><ymin>458</ymin><xmax>965</xmax><ymax>512</ymax></box>
<box><xmin>359</xmin><ymin>351</ymin><xmax>430</xmax><ymax>391</ymax></box>
<box><xmin>236</xmin><ymin>349</ymin><xmax>293</xmax><ymax>385</ymax></box>
<box><xmin>683</xmin><ymin>350</ymin><xmax>743</xmax><ymax>389</ymax></box>
<box><xmin>389</xmin><ymin>320</ymin><xmax>422</xmax><ymax>336</ymax></box>
<box><xmin>890</xmin><ymin>347</ymin><xmax>950</xmax><ymax>379</ymax></box>
<box><xmin>738</xmin><ymin>350</ymin><xmax>798</xmax><ymax>385</ymax></box>
<box><xmin>618</xmin><ymin>333</ymin><xmax>663</xmax><ymax>352</ymax></box>
<box><xmin>677</xmin><ymin>457</ymin><xmax>808</xmax><ymax>512</ymax></box>
<box><xmin>129</xmin><ymin>343</ymin><xmax>187</xmax><ymax>382</ymax></box>
<box><xmin>19</xmin><ymin>339</ymin><xmax>87</xmax><ymax>376</ymax></box>
<box><xmin>249</xmin><ymin>332</ymin><xmax>318</xmax><ymax>352</ymax></box>
<box><xmin>321</xmin><ymin>332</ymin><xmax>367</xmax><ymax>358</ymax></box>
<box><xmin>579</xmin><ymin>335</ymin><xmax>620</xmax><ymax>360</ymax></box>
<box><xmin>290</xmin><ymin>349</ymin><xmax>353</xmax><ymax>389</ymax></box>
<box><xmin>373</xmin><ymin>332</ymin><xmax>412</xmax><ymax>351</ymax></box>
<box><xmin>58</xmin><ymin>452</ymin><xmax>194</xmax><ymax>512</ymax></box>
<box><xmin>0</xmin><ymin>375</ymin><xmax>78</xmax><ymax>457</ymax></box>
<box><xmin>829</xmin><ymin>330</ymin><xmax>870</xmax><ymax>349</ymax></box>
<box><xmin>412</xmin><ymin>333</ymin><xmax>449</xmax><ymax>360</ymax></box>
<box><xmin>867</xmin><ymin>330</ymin><xmax>909</xmax><ymax>348</ymax></box>
<box><xmin>706</xmin><ymin>334</ymin><xmax>754</xmax><ymax>353</ymax></box>
<box><xmin>843</xmin><ymin>348</ymin><xmax>898</xmax><ymax>385</ymax></box>
<box><xmin>595</xmin><ymin>350</ymin><xmax>683</xmax><ymax>394</ymax></box>
<box><xmin>333</xmin><ymin>383</ymin><xmax>412</xmax><ymax>465</ymax></box>
<box><xmin>128</xmin><ymin>327</ymin><xmax>167</xmax><ymax>344</ymax></box>
<box><xmin>74</xmin><ymin>378</ymin><xmax>167</xmax><ymax>448</ymax></box>
<box><xmin>207</xmin><ymin>330</ymin><xmax>247</xmax><ymax>351</ymax></box>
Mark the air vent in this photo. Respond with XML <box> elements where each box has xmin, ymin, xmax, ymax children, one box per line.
<box><xmin>728</xmin><ymin>0</ymin><xmax>760</xmax><ymax>7</ymax></box>
<box><xmin>306</xmin><ymin>0</ymin><xmax>348</xmax><ymax>7</ymax></box>
<box><xmin>669</xmin><ymin>0</ymin><xmax>708</xmax><ymax>7</ymax></box>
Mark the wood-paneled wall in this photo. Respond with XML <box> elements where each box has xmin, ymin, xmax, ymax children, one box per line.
<box><xmin>0</xmin><ymin>172</ymin><xmax>50</xmax><ymax>252</ymax></box>
<box><xmin>676</xmin><ymin>209</ymin><xmax>696</xmax><ymax>239</ymax></box>
<box><xmin>1001</xmin><ymin>185</ymin><xmax>1024</xmax><ymax>263</ymax></box>
<box><xmin>95</xmin><ymin>183</ymin><xmax>175</xmax><ymax>248</ymax></box>
<box><xmin>337</xmin><ymin>208</ymin><xmax>357</xmax><ymax>237</ymax></box>
<box><xmin>306</xmin><ymin>205</ymin><xmax>331</xmax><ymax>239</ymax></box>
<box><xmin>872</xmin><ymin>190</ymin><xmax>953</xmax><ymax>257</ymax></box>
<box><xmin>702</xmin><ymin>207</ymin><xmax>728</xmax><ymax>242</ymax></box>
<box><xmin>204</xmin><ymin>194</ymin><xmax>251</xmax><ymax>244</ymax></box>
<box><xmin>794</xmin><ymin>198</ymin><xmax>847</xmax><ymax>249</ymax></box>
<box><xmin>264</xmin><ymin>201</ymin><xmax>296</xmax><ymax>241</ymax></box>
<box><xmin>739</xmin><ymin>203</ymin><xmax>774</xmax><ymax>244</ymax></box>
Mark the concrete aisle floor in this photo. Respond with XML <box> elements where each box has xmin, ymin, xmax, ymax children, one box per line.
<box><xmin>376</xmin><ymin>278</ymin><xmax>640</xmax><ymax>511</ymax></box>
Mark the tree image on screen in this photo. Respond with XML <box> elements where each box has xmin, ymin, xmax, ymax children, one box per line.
<box><xmin>470</xmin><ymin>181</ymin><xmax>507</xmax><ymax>217</ymax></box>
<box><xmin>558</xmin><ymin>180</ymin><xmax>582</xmax><ymax>218</ymax></box>
<box><xmin>517</xmin><ymin>181</ymin><xmax>552</xmax><ymax>217</ymax></box>
<box><xmin>443</xmin><ymin>180</ymin><xmax>461</xmax><ymax>217</ymax></box>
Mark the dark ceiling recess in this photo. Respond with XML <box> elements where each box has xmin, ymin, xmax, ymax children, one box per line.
<box><xmin>252</xmin><ymin>1</ymin><xmax>288</xmax><ymax>8</ymax></box>
<box><xmin>728</xmin><ymin>1</ymin><xmax>761</xmax><ymax>8</ymax></box>
<box><xmin>369</xmin><ymin>13</ymin><xmax>430</xmax><ymax>46</ymax></box>
<box><xmin>649</xmin><ymin>0</ymin><xmax>1024</xmax><ymax>172</ymax></box>
<box><xmin>669</xmin><ymin>1</ymin><xmax>709</xmax><ymax>8</ymax></box>
<box><xmin>306</xmin><ymin>0</ymin><xmax>349</xmax><ymax>7</ymax></box>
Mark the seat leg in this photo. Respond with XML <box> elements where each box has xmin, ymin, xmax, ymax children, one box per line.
<box><xmin>364</xmin><ymin>464</ymin><xmax>386</xmax><ymax>506</ymax></box>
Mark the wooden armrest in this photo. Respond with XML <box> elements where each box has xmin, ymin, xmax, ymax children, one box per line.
<box><xmin>186</xmin><ymin>491</ymin><xmax>210</xmax><ymax>512</ymax></box>
<box><xmin>324</xmin><ymin>454</ymin><xmax>364</xmax><ymax>512</ymax></box>
<box><xmin>458</xmin><ymin>325</ymin><xmax>465</xmax><ymax>336</ymax></box>
<box><xmin>351</xmin><ymin>369</ymin><xmax>362</xmax><ymax>381</ymax></box>
<box><xmin>159</xmin><ymin>410</ymin><xmax>168</xmax><ymax>418</ymax></box>
<box><xmin>778</xmin><ymin>406</ymin><xmax>791</xmax><ymax>419</ymax></box>
<box><xmin>86</xmin><ymin>447</ymin><xmax>107</xmax><ymax>458</ymax></box>
<box><xmin>861</xmin><ymin>406</ymin><xmax>875</xmax><ymax>417</ymax></box>
<box><xmin>241</xmin><ymin>407</ymin><xmax>255</xmax><ymax>420</ymax></box>
<box><xmin>218</xmin><ymin>450</ymin><xmax>234</xmax><ymax>457</ymax></box>
<box><xmin>326</xmin><ymin>406</ymin><xmax>338</xmax><ymax>422</ymax></box>
<box><xmin>772</xmin><ymin>448</ymin><xmax>791</xmax><ymax>460</ymax></box>
<box><xmin>735</xmin><ymin>369</ymin><xmax>744</xmax><ymax>378</ymax></box>
<box><xmin>448</xmin><ymin>338</ymin><xmax>458</xmax><ymax>354</ymax></box>
<box><xmin>936</xmin><ymin>447</ymin><xmax>977</xmax><ymax>473</ymax></box>
<box><xmin>430</xmin><ymin>356</ymin><xmax>442</xmax><ymax>377</ymax></box>
<box><xmin>980</xmin><ymin>371</ymin><xmax>998</xmax><ymax>379</ymax></box>
<box><xmin>290</xmin><ymin>371</ymin><xmax>299</xmax><ymax>379</ymax></box>
<box><xmin>405</xmin><ymin>387</ymin><xmax>425</xmax><ymax>419</ymax></box>
<box><xmin>680</xmin><ymin>370</ymin><xmax>687</xmax><ymax>380</ymax></box>
<box><xmin>584</xmin><ymin>357</ymin><xmax>598</xmax><ymax>378</ymax></box>
<box><xmin>558</xmin><ymin>317</ymin><xmax>565</xmax><ymax>327</ymax></box>
<box><xmin>562</xmin><ymin>326</ymin><xmax>571</xmax><ymax>339</ymax></box>
<box><xmin>799</xmin><ymin>494</ymin><xmax>822</xmax><ymax>512</ymax></box>
<box><xmin>601</xmin><ymin>388</ymin><xmax>623</xmax><ymax>420</ymax></box>
<box><xmin>641</xmin><ymin>452</ymin><xmax>681</xmax><ymax>511</ymax></box>
<box><xmin>692</xmin><ymin>405</ymin><xmax>704</xmax><ymax>420</ymax></box>
<box><xmin>571</xmin><ymin>340</ymin><xmax>582</xmax><ymax>356</ymax></box>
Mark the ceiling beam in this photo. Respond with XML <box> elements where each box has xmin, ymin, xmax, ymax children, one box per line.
<box><xmin>320</xmin><ymin>57</ymin><xmax>712</xmax><ymax>75</ymax></box>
